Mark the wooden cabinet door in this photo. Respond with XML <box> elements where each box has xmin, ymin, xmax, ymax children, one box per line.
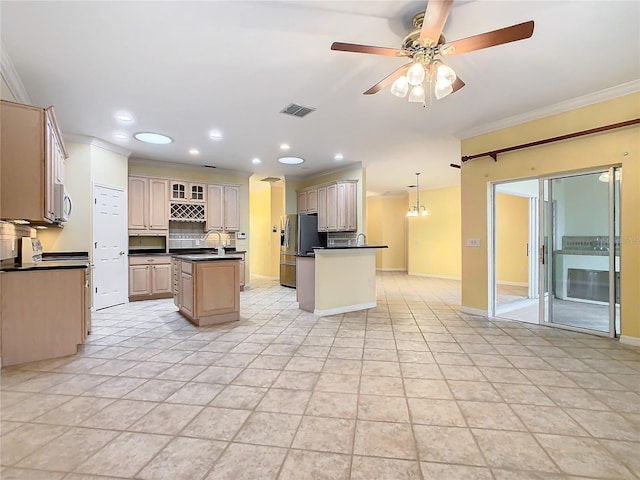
<box><xmin>43</xmin><ymin>114</ymin><xmax>56</xmax><ymax>221</ymax></box>
<box><xmin>307</xmin><ymin>189</ymin><xmax>318</xmax><ymax>214</ymax></box>
<box><xmin>171</xmin><ymin>181</ymin><xmax>187</xmax><ymax>201</ymax></box>
<box><xmin>151</xmin><ymin>264</ymin><xmax>172</xmax><ymax>294</ymax></box>
<box><xmin>224</xmin><ymin>186</ymin><xmax>240</xmax><ymax>231</ymax></box>
<box><xmin>326</xmin><ymin>183</ymin><xmax>338</xmax><ymax>231</ymax></box>
<box><xmin>317</xmin><ymin>186</ymin><xmax>327</xmax><ymax>231</ymax></box>
<box><xmin>128</xmin><ymin>177</ymin><xmax>148</xmax><ymax>230</ymax></box>
<box><xmin>337</xmin><ymin>183</ymin><xmax>347</xmax><ymax>230</ymax></box>
<box><xmin>181</xmin><ymin>272</ymin><xmax>194</xmax><ymax>317</ymax></box>
<box><xmin>195</xmin><ymin>262</ymin><xmax>239</xmax><ymax>317</ymax></box>
<box><xmin>52</xmin><ymin>130</ymin><xmax>65</xmax><ymax>185</ymax></box>
<box><xmin>148</xmin><ymin>179</ymin><xmax>168</xmax><ymax>230</ymax></box>
<box><xmin>239</xmin><ymin>260</ymin><xmax>245</xmax><ymax>288</ymax></box>
<box><xmin>206</xmin><ymin>184</ymin><xmax>224</xmax><ymax>231</ymax></box>
<box><xmin>346</xmin><ymin>182</ymin><xmax>357</xmax><ymax>231</ymax></box>
<box><xmin>297</xmin><ymin>191</ymin><xmax>307</xmax><ymax>213</ymax></box>
<box><xmin>190</xmin><ymin>183</ymin><xmax>206</xmax><ymax>203</ymax></box>
<box><xmin>129</xmin><ymin>265</ymin><xmax>151</xmax><ymax>296</ymax></box>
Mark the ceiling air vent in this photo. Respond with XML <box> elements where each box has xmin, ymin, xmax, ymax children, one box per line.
<box><xmin>280</xmin><ymin>103</ymin><xmax>316</xmax><ymax>118</ymax></box>
<box><xmin>261</xmin><ymin>177</ymin><xmax>281</xmax><ymax>183</ymax></box>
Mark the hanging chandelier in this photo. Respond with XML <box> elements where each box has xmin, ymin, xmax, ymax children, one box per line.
<box><xmin>391</xmin><ymin>57</ymin><xmax>456</xmax><ymax>106</ymax></box>
<box><xmin>407</xmin><ymin>173</ymin><xmax>428</xmax><ymax>217</ymax></box>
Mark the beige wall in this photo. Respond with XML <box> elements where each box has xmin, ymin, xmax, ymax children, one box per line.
<box><xmin>366</xmin><ymin>195</ymin><xmax>407</xmax><ymax>271</ymax></box>
<box><xmin>270</xmin><ymin>183</ymin><xmax>285</xmax><ymax>277</ymax></box>
<box><xmin>408</xmin><ymin>186</ymin><xmax>461</xmax><ymax>279</ymax></box>
<box><xmin>461</xmin><ymin>93</ymin><xmax>640</xmax><ymax>342</ymax></box>
<box><xmin>249</xmin><ymin>182</ymin><xmax>272</xmax><ymax>277</ymax></box>
<box><xmin>496</xmin><ymin>193</ymin><xmax>529</xmax><ymax>285</ymax></box>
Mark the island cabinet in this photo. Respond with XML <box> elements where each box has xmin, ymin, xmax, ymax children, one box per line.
<box><xmin>206</xmin><ymin>184</ymin><xmax>240</xmax><ymax>232</ymax></box>
<box><xmin>316</xmin><ymin>180</ymin><xmax>357</xmax><ymax>232</ymax></box>
<box><xmin>173</xmin><ymin>256</ymin><xmax>240</xmax><ymax>326</ymax></box>
<box><xmin>1</xmin><ymin>100</ymin><xmax>68</xmax><ymax>224</ymax></box>
<box><xmin>128</xmin><ymin>176</ymin><xmax>169</xmax><ymax>234</ymax></box>
<box><xmin>128</xmin><ymin>255</ymin><xmax>172</xmax><ymax>301</ymax></box>
<box><xmin>1</xmin><ymin>266</ymin><xmax>89</xmax><ymax>367</ymax></box>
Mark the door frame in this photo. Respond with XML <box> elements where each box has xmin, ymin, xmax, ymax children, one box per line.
<box><xmin>92</xmin><ymin>182</ymin><xmax>128</xmax><ymax>310</ymax></box>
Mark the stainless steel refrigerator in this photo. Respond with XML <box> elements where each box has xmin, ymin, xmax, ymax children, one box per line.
<box><xmin>280</xmin><ymin>214</ymin><xmax>326</xmax><ymax>287</ymax></box>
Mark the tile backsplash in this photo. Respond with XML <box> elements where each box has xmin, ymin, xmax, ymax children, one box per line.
<box><xmin>0</xmin><ymin>221</ymin><xmax>34</xmax><ymax>260</ymax></box>
<box><xmin>168</xmin><ymin>222</ymin><xmax>235</xmax><ymax>249</ymax></box>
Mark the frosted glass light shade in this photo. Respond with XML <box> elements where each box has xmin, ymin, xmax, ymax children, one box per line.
<box><xmin>390</xmin><ymin>76</ymin><xmax>409</xmax><ymax>98</ymax></box>
<box><xmin>434</xmin><ymin>80</ymin><xmax>453</xmax><ymax>99</ymax></box>
<box><xmin>408</xmin><ymin>85</ymin><xmax>425</xmax><ymax>103</ymax></box>
<box><xmin>436</xmin><ymin>64</ymin><xmax>456</xmax><ymax>87</ymax></box>
<box><xmin>406</xmin><ymin>62</ymin><xmax>426</xmax><ymax>86</ymax></box>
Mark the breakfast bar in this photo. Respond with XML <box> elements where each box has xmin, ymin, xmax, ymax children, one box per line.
<box><xmin>297</xmin><ymin>246</ymin><xmax>387</xmax><ymax>316</ymax></box>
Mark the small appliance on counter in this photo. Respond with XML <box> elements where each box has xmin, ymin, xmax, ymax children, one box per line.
<box><xmin>18</xmin><ymin>237</ymin><xmax>43</xmax><ymax>264</ymax></box>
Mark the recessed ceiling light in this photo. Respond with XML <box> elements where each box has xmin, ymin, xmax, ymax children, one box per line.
<box><xmin>334</xmin><ymin>153</ymin><xmax>344</xmax><ymax>161</ymax></box>
<box><xmin>278</xmin><ymin>156</ymin><xmax>304</xmax><ymax>165</ymax></box>
<box><xmin>252</xmin><ymin>158</ymin><xmax>262</xmax><ymax>165</ymax></box>
<box><xmin>114</xmin><ymin>133</ymin><xmax>128</xmax><ymax>140</ymax></box>
<box><xmin>134</xmin><ymin>132</ymin><xmax>173</xmax><ymax>144</ymax></box>
<box><xmin>189</xmin><ymin>148</ymin><xmax>199</xmax><ymax>155</ymax></box>
<box><xmin>280</xmin><ymin>143</ymin><xmax>290</xmax><ymax>151</ymax></box>
<box><xmin>209</xmin><ymin>130</ymin><xmax>223</xmax><ymax>140</ymax></box>
<box><xmin>115</xmin><ymin>112</ymin><xmax>134</xmax><ymax>122</ymax></box>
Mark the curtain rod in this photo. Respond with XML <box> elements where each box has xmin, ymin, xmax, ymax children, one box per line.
<box><xmin>460</xmin><ymin>118</ymin><xmax>640</xmax><ymax>163</ymax></box>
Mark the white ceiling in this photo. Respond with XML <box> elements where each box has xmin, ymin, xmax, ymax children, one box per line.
<box><xmin>2</xmin><ymin>1</ymin><xmax>639</xmax><ymax>195</ymax></box>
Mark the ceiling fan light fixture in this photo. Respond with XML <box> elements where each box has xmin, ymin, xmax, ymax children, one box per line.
<box><xmin>390</xmin><ymin>76</ymin><xmax>409</xmax><ymax>98</ymax></box>
<box><xmin>434</xmin><ymin>81</ymin><xmax>453</xmax><ymax>100</ymax></box>
<box><xmin>436</xmin><ymin>63</ymin><xmax>456</xmax><ymax>87</ymax></box>
<box><xmin>408</xmin><ymin>85</ymin><xmax>426</xmax><ymax>103</ymax></box>
<box><xmin>406</xmin><ymin>62</ymin><xmax>426</xmax><ymax>86</ymax></box>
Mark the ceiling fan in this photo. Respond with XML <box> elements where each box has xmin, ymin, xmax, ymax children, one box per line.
<box><xmin>331</xmin><ymin>0</ymin><xmax>534</xmax><ymax>103</ymax></box>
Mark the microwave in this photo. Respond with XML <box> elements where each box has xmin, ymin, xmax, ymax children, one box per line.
<box><xmin>54</xmin><ymin>184</ymin><xmax>72</xmax><ymax>222</ymax></box>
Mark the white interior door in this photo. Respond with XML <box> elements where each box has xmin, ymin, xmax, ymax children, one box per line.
<box><xmin>93</xmin><ymin>184</ymin><xmax>127</xmax><ymax>310</ymax></box>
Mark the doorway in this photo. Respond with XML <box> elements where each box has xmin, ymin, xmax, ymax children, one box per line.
<box><xmin>93</xmin><ymin>184</ymin><xmax>128</xmax><ymax>310</ymax></box>
<box><xmin>492</xmin><ymin>179</ymin><xmax>539</xmax><ymax>323</ymax></box>
<box><xmin>491</xmin><ymin>168</ymin><xmax>621</xmax><ymax>336</ymax></box>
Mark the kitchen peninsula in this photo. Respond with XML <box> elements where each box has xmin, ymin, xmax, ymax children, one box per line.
<box><xmin>172</xmin><ymin>254</ymin><xmax>242</xmax><ymax>326</ymax></box>
<box><xmin>296</xmin><ymin>246</ymin><xmax>387</xmax><ymax>316</ymax></box>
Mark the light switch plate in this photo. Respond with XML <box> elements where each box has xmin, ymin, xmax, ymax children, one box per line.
<box><xmin>466</xmin><ymin>238</ymin><xmax>481</xmax><ymax>247</ymax></box>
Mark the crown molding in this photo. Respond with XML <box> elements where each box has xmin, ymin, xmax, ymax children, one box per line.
<box><xmin>0</xmin><ymin>44</ymin><xmax>31</xmax><ymax>104</ymax></box>
<box><xmin>64</xmin><ymin>134</ymin><xmax>132</xmax><ymax>157</ymax></box>
<box><xmin>456</xmin><ymin>80</ymin><xmax>640</xmax><ymax>140</ymax></box>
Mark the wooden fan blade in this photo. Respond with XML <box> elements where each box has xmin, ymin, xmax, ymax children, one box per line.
<box><xmin>363</xmin><ymin>63</ymin><xmax>412</xmax><ymax>95</ymax></box>
<box><xmin>451</xmin><ymin>76</ymin><xmax>465</xmax><ymax>93</ymax></box>
<box><xmin>331</xmin><ymin>42</ymin><xmax>409</xmax><ymax>57</ymax></box>
<box><xmin>440</xmin><ymin>20</ymin><xmax>534</xmax><ymax>56</ymax></box>
<box><xmin>419</xmin><ymin>0</ymin><xmax>454</xmax><ymax>47</ymax></box>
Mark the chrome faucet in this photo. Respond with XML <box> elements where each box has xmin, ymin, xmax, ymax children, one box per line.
<box><xmin>356</xmin><ymin>233</ymin><xmax>367</xmax><ymax>246</ymax></box>
<box><xmin>203</xmin><ymin>229</ymin><xmax>225</xmax><ymax>255</ymax></box>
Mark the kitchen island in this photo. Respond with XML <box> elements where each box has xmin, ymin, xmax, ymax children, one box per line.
<box><xmin>297</xmin><ymin>246</ymin><xmax>387</xmax><ymax>316</ymax></box>
<box><xmin>172</xmin><ymin>254</ymin><xmax>242</xmax><ymax>326</ymax></box>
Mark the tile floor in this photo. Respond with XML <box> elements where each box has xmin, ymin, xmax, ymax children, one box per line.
<box><xmin>1</xmin><ymin>273</ymin><xmax>639</xmax><ymax>480</ymax></box>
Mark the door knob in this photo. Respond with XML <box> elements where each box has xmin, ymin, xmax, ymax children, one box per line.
<box><xmin>119</xmin><ymin>251</ymin><xmax>125</xmax><ymax>255</ymax></box>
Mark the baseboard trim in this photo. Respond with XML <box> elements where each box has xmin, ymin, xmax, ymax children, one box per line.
<box><xmin>377</xmin><ymin>268</ymin><xmax>407</xmax><ymax>272</ymax></box>
<box><xmin>460</xmin><ymin>307</ymin><xmax>489</xmax><ymax>317</ymax></box>
<box><xmin>619</xmin><ymin>336</ymin><xmax>640</xmax><ymax>348</ymax></box>
<box><xmin>314</xmin><ymin>302</ymin><xmax>377</xmax><ymax>317</ymax></box>
<box><xmin>497</xmin><ymin>281</ymin><xmax>528</xmax><ymax>287</ymax></box>
<box><xmin>407</xmin><ymin>272</ymin><xmax>461</xmax><ymax>280</ymax></box>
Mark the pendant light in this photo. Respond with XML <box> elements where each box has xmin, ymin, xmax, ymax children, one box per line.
<box><xmin>407</xmin><ymin>173</ymin><xmax>429</xmax><ymax>217</ymax></box>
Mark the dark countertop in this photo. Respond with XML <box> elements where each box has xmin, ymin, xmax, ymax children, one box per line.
<box><xmin>172</xmin><ymin>254</ymin><xmax>244</xmax><ymax>262</ymax></box>
<box><xmin>554</xmin><ymin>250</ymin><xmax>619</xmax><ymax>257</ymax></box>
<box><xmin>296</xmin><ymin>253</ymin><xmax>315</xmax><ymax>258</ymax></box>
<box><xmin>130</xmin><ymin>248</ymin><xmax>246</xmax><ymax>256</ymax></box>
<box><xmin>1</xmin><ymin>259</ymin><xmax>90</xmax><ymax>272</ymax></box>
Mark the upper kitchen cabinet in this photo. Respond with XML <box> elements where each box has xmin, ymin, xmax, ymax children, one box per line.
<box><xmin>206</xmin><ymin>184</ymin><xmax>240</xmax><ymax>232</ymax></box>
<box><xmin>317</xmin><ymin>180</ymin><xmax>357</xmax><ymax>232</ymax></box>
<box><xmin>1</xmin><ymin>100</ymin><xmax>68</xmax><ymax>224</ymax></box>
<box><xmin>297</xmin><ymin>187</ymin><xmax>318</xmax><ymax>214</ymax></box>
<box><xmin>171</xmin><ymin>181</ymin><xmax>206</xmax><ymax>204</ymax></box>
<box><xmin>128</xmin><ymin>176</ymin><xmax>169</xmax><ymax>234</ymax></box>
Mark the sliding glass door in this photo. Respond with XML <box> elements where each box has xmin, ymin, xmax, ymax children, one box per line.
<box><xmin>540</xmin><ymin>168</ymin><xmax>620</xmax><ymax>336</ymax></box>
